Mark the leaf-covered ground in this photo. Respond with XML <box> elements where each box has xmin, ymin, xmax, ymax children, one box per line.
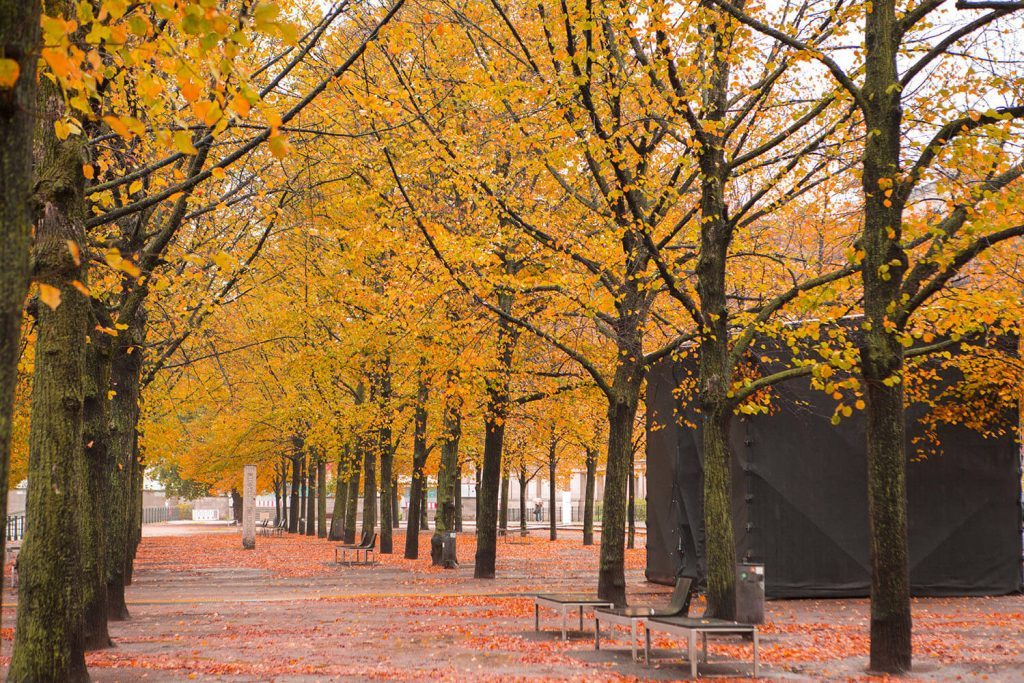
<box><xmin>2</xmin><ymin>524</ymin><xmax>1022</xmax><ymax>681</ymax></box>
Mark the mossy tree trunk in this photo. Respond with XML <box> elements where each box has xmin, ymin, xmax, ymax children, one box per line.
<box><xmin>10</xmin><ymin>73</ymin><xmax>90</xmax><ymax>678</ymax></box>
<box><xmin>499</xmin><ymin>471</ymin><xmax>509</xmax><ymax>532</ymax></box>
<box><xmin>82</xmin><ymin>333</ymin><xmax>112</xmax><ymax>649</ymax></box>
<box><xmin>305</xmin><ymin>452</ymin><xmax>317</xmax><ymax>537</ymax></box>
<box><xmin>583</xmin><ymin>447</ymin><xmax>597</xmax><ymax>546</ymax></box>
<box><xmin>0</xmin><ymin>0</ymin><xmax>40</xmax><ymax>627</ymax></box>
<box><xmin>627</xmin><ymin>449</ymin><xmax>635</xmax><ymax>550</ymax></box>
<box><xmin>431</xmin><ymin>373</ymin><xmax>461</xmax><ymax>566</ymax></box>
<box><xmin>375</xmin><ymin>357</ymin><xmax>394</xmax><ymax>553</ymax></box>
<box><xmin>859</xmin><ymin>0</ymin><xmax>911</xmax><ymax>670</ymax></box>
<box><xmin>328</xmin><ymin>448</ymin><xmax>349</xmax><ymax>541</ymax></box>
<box><xmin>474</xmin><ymin>289</ymin><xmax>517</xmax><ymax>577</ymax></box>
<box><xmin>344</xmin><ymin>450</ymin><xmax>361</xmax><ymax>544</ymax></box>
<box><xmin>518</xmin><ymin>469</ymin><xmax>528</xmax><ymax>533</ymax></box>
<box><xmin>288</xmin><ymin>451</ymin><xmax>300</xmax><ymax>533</ymax></box>
<box><xmin>405</xmin><ymin>369</ymin><xmax>429</xmax><ymax>559</ymax></box>
<box><xmin>106</xmin><ymin>311</ymin><xmax>143</xmax><ymax>620</ymax></box>
<box><xmin>454</xmin><ymin>463</ymin><xmax>463</xmax><ymax>532</ymax></box>
<box><xmin>317</xmin><ymin>457</ymin><xmax>327</xmax><ymax>538</ymax></box>
<box><xmin>361</xmin><ymin>436</ymin><xmax>376</xmax><ymax>539</ymax></box>
<box><xmin>547</xmin><ymin>434</ymin><xmax>557</xmax><ymax>541</ymax></box>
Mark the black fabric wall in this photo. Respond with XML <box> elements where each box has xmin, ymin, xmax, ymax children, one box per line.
<box><xmin>646</xmin><ymin>355</ymin><xmax>1023</xmax><ymax>598</ymax></box>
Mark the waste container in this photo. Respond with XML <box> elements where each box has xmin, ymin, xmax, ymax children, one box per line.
<box><xmin>736</xmin><ymin>563</ymin><xmax>765</xmax><ymax>624</ymax></box>
<box><xmin>441</xmin><ymin>532</ymin><xmax>458</xmax><ymax>568</ymax></box>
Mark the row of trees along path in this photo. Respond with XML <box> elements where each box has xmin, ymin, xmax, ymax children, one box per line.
<box><xmin>1</xmin><ymin>0</ymin><xmax>1023</xmax><ymax>679</ymax></box>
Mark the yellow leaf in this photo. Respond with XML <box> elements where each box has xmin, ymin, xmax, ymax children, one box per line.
<box><xmin>0</xmin><ymin>59</ymin><xmax>20</xmax><ymax>88</ymax></box>
<box><xmin>67</xmin><ymin>240</ymin><xmax>81</xmax><ymax>265</ymax></box>
<box><xmin>82</xmin><ymin>164</ymin><xmax>94</xmax><ymax>179</ymax></box>
<box><xmin>268</xmin><ymin>132</ymin><xmax>290</xmax><ymax>159</ymax></box>
<box><xmin>39</xmin><ymin>283</ymin><xmax>62</xmax><ymax>310</ymax></box>
<box><xmin>103</xmin><ymin>115</ymin><xmax>132</xmax><ymax>140</ymax></box>
<box><xmin>173</xmin><ymin>130</ymin><xmax>198</xmax><ymax>155</ymax></box>
<box><xmin>71</xmin><ymin>280</ymin><xmax>90</xmax><ymax>296</ymax></box>
<box><xmin>212</xmin><ymin>252</ymin><xmax>232</xmax><ymax>269</ymax></box>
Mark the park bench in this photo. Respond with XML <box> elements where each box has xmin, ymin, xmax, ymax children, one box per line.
<box><xmin>643</xmin><ymin>615</ymin><xmax>759</xmax><ymax>678</ymax></box>
<box><xmin>594</xmin><ymin>576</ymin><xmax>694</xmax><ymax>661</ymax></box>
<box><xmin>335</xmin><ymin>531</ymin><xmax>377</xmax><ymax>566</ymax></box>
<box><xmin>257</xmin><ymin>519</ymin><xmax>271</xmax><ymax>537</ymax></box>
<box><xmin>532</xmin><ymin>593</ymin><xmax>614</xmax><ymax>641</ymax></box>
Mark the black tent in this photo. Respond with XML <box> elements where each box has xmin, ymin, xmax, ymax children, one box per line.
<box><xmin>646</xmin><ymin>354</ymin><xmax>1023</xmax><ymax>598</ymax></box>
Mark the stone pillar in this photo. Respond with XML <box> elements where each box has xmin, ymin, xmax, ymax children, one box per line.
<box><xmin>242</xmin><ymin>464</ymin><xmax>256</xmax><ymax>549</ymax></box>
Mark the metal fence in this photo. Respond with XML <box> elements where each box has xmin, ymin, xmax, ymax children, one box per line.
<box><xmin>141</xmin><ymin>506</ymin><xmax>187</xmax><ymax>524</ymax></box>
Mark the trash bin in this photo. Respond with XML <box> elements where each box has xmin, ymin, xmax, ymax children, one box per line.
<box><xmin>736</xmin><ymin>563</ymin><xmax>765</xmax><ymax>624</ymax></box>
<box><xmin>441</xmin><ymin>532</ymin><xmax>458</xmax><ymax>569</ymax></box>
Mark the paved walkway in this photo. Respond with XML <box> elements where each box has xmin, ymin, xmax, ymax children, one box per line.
<box><xmin>1</xmin><ymin>526</ymin><xmax>1021</xmax><ymax>681</ymax></box>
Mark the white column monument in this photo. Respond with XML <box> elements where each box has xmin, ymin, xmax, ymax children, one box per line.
<box><xmin>242</xmin><ymin>464</ymin><xmax>256</xmax><ymax>549</ymax></box>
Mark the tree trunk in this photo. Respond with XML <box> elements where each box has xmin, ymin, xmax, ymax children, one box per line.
<box><xmin>376</xmin><ymin>356</ymin><xmax>394</xmax><ymax>553</ymax></box>
<box><xmin>274</xmin><ymin>469</ymin><xmax>282</xmax><ymax>526</ymax></box>
<box><xmin>328</xmin><ymin>452</ymin><xmax>348</xmax><ymax>541</ymax></box>
<box><xmin>10</xmin><ymin>100</ymin><xmax>90</xmax><ymax>679</ymax></box>
<box><xmin>548</xmin><ymin>441</ymin><xmax>557</xmax><ymax>541</ymax></box>
<box><xmin>288</xmin><ymin>453</ymin><xmax>300</xmax><ymax>533</ymax></box>
<box><xmin>597</xmin><ymin>365</ymin><xmax>642</xmax><ymax>607</ymax></box>
<box><xmin>305</xmin><ymin>454</ymin><xmax>316</xmax><ymax>537</ymax></box>
<box><xmin>344</xmin><ymin>456</ymin><xmax>360</xmax><ymax>544</ymax></box>
<box><xmin>518</xmin><ymin>472</ymin><xmax>527</xmax><ymax>533</ymax></box>
<box><xmin>431</xmin><ymin>376</ymin><xmax>461</xmax><ymax>567</ymax></box>
<box><xmin>317</xmin><ymin>458</ymin><xmax>327</xmax><ymax>538</ymax></box>
<box><xmin>126</xmin><ymin>450</ymin><xmax>143</xmax><ymax>583</ymax></box>
<box><xmin>0</xmin><ymin>0</ymin><xmax>40</xmax><ymax>630</ymax></box>
<box><xmin>454</xmin><ymin>463</ymin><xmax>463</xmax><ymax>532</ymax></box>
<box><xmin>405</xmin><ymin>373</ymin><xmax>429</xmax><ymax>559</ymax></box>
<box><xmin>391</xmin><ymin>473</ymin><xmax>400</xmax><ymax>528</ymax></box>
<box><xmin>106</xmin><ymin>312</ymin><xmax>143</xmax><ymax>621</ymax></box>
<box><xmin>82</xmin><ymin>334</ymin><xmax>112</xmax><ymax>650</ymax></box>
<box><xmin>499</xmin><ymin>471</ymin><xmax>509</xmax><ymax>532</ymax></box>
<box><xmin>361</xmin><ymin>435</ymin><xmax>376</xmax><ymax>539</ymax></box>
<box><xmin>298</xmin><ymin>455</ymin><xmax>306</xmax><ymax>533</ymax></box>
<box><xmin>583</xmin><ymin>447</ymin><xmax>597</xmax><ymax>546</ymax></box>
<box><xmin>474</xmin><ymin>466</ymin><xmax>481</xmax><ymax>527</ymax></box>
<box><xmin>474</xmin><ymin>290</ymin><xmax>516</xmax><ymax>576</ymax></box>
<box><xmin>231</xmin><ymin>489</ymin><xmax>243</xmax><ymax>525</ymax></box>
<box><xmin>627</xmin><ymin>450</ymin><xmax>635</xmax><ymax>550</ymax></box>
<box><xmin>860</xmin><ymin>0</ymin><xmax>912</xmax><ymax>670</ymax></box>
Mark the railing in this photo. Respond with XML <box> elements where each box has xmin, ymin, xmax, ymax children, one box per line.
<box><xmin>142</xmin><ymin>506</ymin><xmax>186</xmax><ymax>524</ymax></box>
<box><xmin>6</xmin><ymin>512</ymin><xmax>25</xmax><ymax>542</ymax></box>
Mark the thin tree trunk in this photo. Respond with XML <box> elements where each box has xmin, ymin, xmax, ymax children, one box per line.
<box><xmin>317</xmin><ymin>458</ymin><xmax>327</xmax><ymax>538</ymax></box>
<box><xmin>328</xmin><ymin>451</ymin><xmax>349</xmax><ymax>541</ymax></box>
<box><xmin>126</xmin><ymin>450</ymin><xmax>143</xmax><ymax>584</ymax></box>
<box><xmin>288</xmin><ymin>453</ymin><xmax>300</xmax><ymax>533</ymax></box>
<box><xmin>597</xmin><ymin>366</ymin><xmax>642</xmax><ymax>607</ymax></box>
<box><xmin>377</xmin><ymin>356</ymin><xmax>394</xmax><ymax>553</ymax></box>
<box><xmin>298</xmin><ymin>455</ymin><xmax>306</xmax><ymax>533</ymax></box>
<box><xmin>583</xmin><ymin>447</ymin><xmax>597</xmax><ymax>546</ymax></box>
<box><xmin>0</xmin><ymin>0</ymin><xmax>40</xmax><ymax>631</ymax></box>
<box><xmin>474</xmin><ymin>290</ymin><xmax>516</xmax><ymax>577</ymax></box>
<box><xmin>231</xmin><ymin>489</ymin><xmax>243</xmax><ymax>525</ymax></box>
<box><xmin>627</xmin><ymin>450</ymin><xmax>635</xmax><ymax>550</ymax></box>
<box><xmin>106</xmin><ymin>313</ymin><xmax>143</xmax><ymax>620</ymax></box>
<box><xmin>361</xmin><ymin>435</ymin><xmax>377</xmax><ymax>539</ymax></box>
<box><xmin>860</xmin><ymin>0</ymin><xmax>912</xmax><ymax>670</ymax></box>
<box><xmin>305</xmin><ymin>453</ymin><xmax>316</xmax><ymax>537</ymax></box>
<box><xmin>518</xmin><ymin>472</ymin><xmax>527</xmax><ymax>533</ymax></box>
<box><xmin>431</xmin><ymin>375</ymin><xmax>461</xmax><ymax>567</ymax></box>
<box><xmin>548</xmin><ymin>441</ymin><xmax>557</xmax><ymax>541</ymax></box>
<box><xmin>474</xmin><ymin>466</ymin><xmax>481</xmax><ymax>527</ymax></box>
<box><xmin>10</xmin><ymin>99</ymin><xmax>91</xmax><ymax>678</ymax></box>
<box><xmin>454</xmin><ymin>463</ymin><xmax>463</xmax><ymax>532</ymax></box>
<box><xmin>405</xmin><ymin>372</ymin><xmax>429</xmax><ymax>559</ymax></box>
<box><xmin>391</xmin><ymin>473</ymin><xmax>400</xmax><ymax>528</ymax></box>
<box><xmin>499</xmin><ymin>471</ymin><xmax>509</xmax><ymax>532</ymax></box>
<box><xmin>82</xmin><ymin>334</ymin><xmax>112</xmax><ymax>650</ymax></box>
<box><xmin>344</xmin><ymin>454</ymin><xmax>361</xmax><ymax>544</ymax></box>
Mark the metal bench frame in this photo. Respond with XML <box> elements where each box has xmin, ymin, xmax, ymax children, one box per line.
<box><xmin>533</xmin><ymin>594</ymin><xmax>614</xmax><ymax>641</ymax></box>
<box><xmin>644</xmin><ymin>617</ymin><xmax>759</xmax><ymax>679</ymax></box>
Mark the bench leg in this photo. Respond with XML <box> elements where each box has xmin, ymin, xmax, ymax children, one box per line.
<box><xmin>595</xmin><ymin>618</ymin><xmax>600</xmax><ymax>650</ymax></box>
<box><xmin>631</xmin><ymin>620</ymin><xmax>637</xmax><ymax>661</ymax></box>
<box><xmin>753</xmin><ymin>630</ymin><xmax>759</xmax><ymax>679</ymax></box>
<box><xmin>702</xmin><ymin>632</ymin><xmax>708</xmax><ymax>663</ymax></box>
<box><xmin>579</xmin><ymin>605</ymin><xmax>583</xmax><ymax>632</ymax></box>
<box><xmin>644</xmin><ymin>627</ymin><xmax>651</xmax><ymax>666</ymax></box>
<box><xmin>689</xmin><ymin>630</ymin><xmax>698</xmax><ymax>679</ymax></box>
<box><xmin>534</xmin><ymin>603</ymin><xmax>539</xmax><ymax>632</ymax></box>
<box><xmin>561</xmin><ymin>606</ymin><xmax>567</xmax><ymax>641</ymax></box>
